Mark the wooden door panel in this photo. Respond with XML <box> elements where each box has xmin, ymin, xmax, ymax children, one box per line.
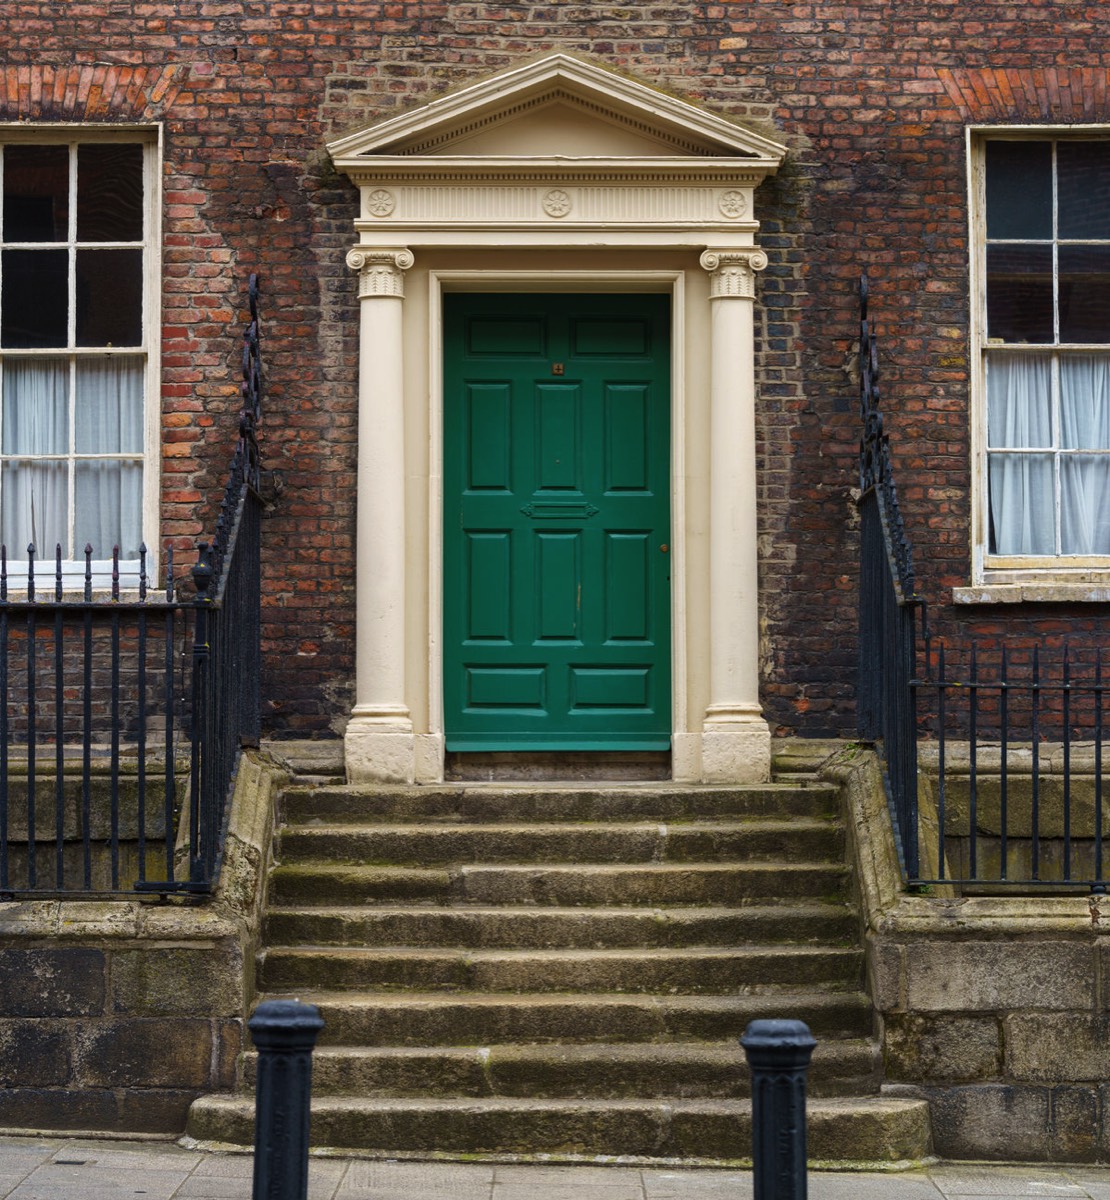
<box><xmin>536</xmin><ymin>530</ymin><xmax>582</xmax><ymax>643</ymax></box>
<box><xmin>466</xmin><ymin>383</ymin><xmax>512</xmax><ymax>492</ymax></box>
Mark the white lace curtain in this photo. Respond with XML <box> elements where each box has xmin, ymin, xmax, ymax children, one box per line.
<box><xmin>0</xmin><ymin>356</ymin><xmax>143</xmax><ymax>561</ymax></box>
<box><xmin>988</xmin><ymin>352</ymin><xmax>1110</xmax><ymax>555</ymax></box>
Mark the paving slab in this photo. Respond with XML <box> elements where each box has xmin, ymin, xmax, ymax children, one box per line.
<box><xmin>335</xmin><ymin>1159</ymin><xmax>491</xmax><ymax>1200</ymax></box>
<box><xmin>642</xmin><ymin>1168</ymin><xmax>752</xmax><ymax>1198</ymax></box>
<box><xmin>928</xmin><ymin>1165</ymin><xmax>1087</xmax><ymax>1195</ymax></box>
<box><xmin>809</xmin><ymin>1173</ymin><xmax>942</xmax><ymax>1199</ymax></box>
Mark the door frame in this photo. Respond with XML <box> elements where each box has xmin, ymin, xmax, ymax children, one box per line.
<box><xmin>427</xmin><ymin>269</ymin><xmax>688</xmax><ymax>768</ymax></box>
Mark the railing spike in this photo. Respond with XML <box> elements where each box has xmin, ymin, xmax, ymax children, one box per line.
<box><xmin>139</xmin><ymin>543</ymin><xmax>148</xmax><ymax>602</ymax></box>
<box><xmin>55</xmin><ymin>544</ymin><xmax>62</xmax><ymax>602</ymax></box>
<box><xmin>112</xmin><ymin>546</ymin><xmax>120</xmax><ymax>602</ymax></box>
<box><xmin>0</xmin><ymin>545</ymin><xmax>6</xmax><ymax>602</ymax></box>
<box><xmin>26</xmin><ymin>543</ymin><xmax>34</xmax><ymax>601</ymax></box>
<box><xmin>84</xmin><ymin>544</ymin><xmax>93</xmax><ymax>602</ymax></box>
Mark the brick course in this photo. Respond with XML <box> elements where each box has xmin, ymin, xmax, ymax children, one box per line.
<box><xmin>0</xmin><ymin>3</ymin><xmax>1104</xmax><ymax>737</ymax></box>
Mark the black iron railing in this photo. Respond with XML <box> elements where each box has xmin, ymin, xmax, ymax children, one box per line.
<box><xmin>0</xmin><ymin>274</ymin><xmax>263</xmax><ymax>897</ymax></box>
<box><xmin>915</xmin><ymin>642</ymin><xmax>1108</xmax><ymax>890</ymax></box>
<box><xmin>856</xmin><ymin>274</ymin><xmax>924</xmax><ymax>879</ymax></box>
<box><xmin>856</xmin><ymin>275</ymin><xmax>1109</xmax><ymax>890</ymax></box>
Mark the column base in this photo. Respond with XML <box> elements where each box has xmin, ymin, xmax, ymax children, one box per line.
<box><xmin>700</xmin><ymin>711</ymin><xmax>772</xmax><ymax>784</ymax></box>
<box><xmin>345</xmin><ymin>710</ymin><xmax>415</xmax><ymax>784</ymax></box>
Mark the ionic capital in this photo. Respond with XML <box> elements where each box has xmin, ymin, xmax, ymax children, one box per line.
<box><xmin>346</xmin><ymin>248</ymin><xmax>415</xmax><ymax>299</ymax></box>
<box><xmin>699</xmin><ymin>248</ymin><xmax>768</xmax><ymax>299</ymax></box>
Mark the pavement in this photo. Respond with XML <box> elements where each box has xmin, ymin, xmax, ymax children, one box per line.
<box><xmin>0</xmin><ymin>1138</ymin><xmax>1109</xmax><ymax>1200</ymax></box>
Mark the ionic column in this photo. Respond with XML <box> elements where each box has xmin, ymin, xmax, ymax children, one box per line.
<box><xmin>344</xmin><ymin>247</ymin><xmax>416</xmax><ymax>784</ymax></box>
<box><xmin>698</xmin><ymin>248</ymin><xmax>771</xmax><ymax>784</ymax></box>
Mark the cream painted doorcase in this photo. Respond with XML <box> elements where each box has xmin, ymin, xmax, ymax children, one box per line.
<box><xmin>327</xmin><ymin>53</ymin><xmax>786</xmax><ymax>785</ymax></box>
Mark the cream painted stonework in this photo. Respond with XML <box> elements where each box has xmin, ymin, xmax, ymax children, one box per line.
<box><xmin>327</xmin><ymin>54</ymin><xmax>786</xmax><ymax>784</ymax></box>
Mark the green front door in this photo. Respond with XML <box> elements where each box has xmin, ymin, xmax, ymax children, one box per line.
<box><xmin>443</xmin><ymin>292</ymin><xmax>671</xmax><ymax>751</ymax></box>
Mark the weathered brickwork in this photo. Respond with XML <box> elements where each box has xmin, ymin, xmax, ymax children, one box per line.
<box><xmin>0</xmin><ymin>5</ymin><xmax>1105</xmax><ymax>737</ymax></box>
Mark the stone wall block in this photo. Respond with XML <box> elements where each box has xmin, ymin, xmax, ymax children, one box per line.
<box><xmin>0</xmin><ymin>1087</ymin><xmax>120</xmax><ymax>1132</ymax></box>
<box><xmin>74</xmin><ymin>1019</ymin><xmax>213</xmax><ymax>1089</ymax></box>
<box><xmin>902</xmin><ymin>941</ymin><xmax>1093</xmax><ymax>1011</ymax></box>
<box><xmin>1007</xmin><ymin>1014</ymin><xmax>1110</xmax><ymax>1081</ymax></box>
<box><xmin>866</xmin><ymin>937</ymin><xmax>904</xmax><ymax>1011</ymax></box>
<box><xmin>926</xmin><ymin>1084</ymin><xmax>1051</xmax><ymax>1160</ymax></box>
<box><xmin>1048</xmin><ymin>1085</ymin><xmax>1100</xmax><ymax>1162</ymax></box>
<box><xmin>110</xmin><ymin>945</ymin><xmax>243</xmax><ymax>1017</ymax></box>
<box><xmin>0</xmin><ymin>1021</ymin><xmax>71</xmax><ymax>1087</ymax></box>
<box><xmin>884</xmin><ymin>1014</ymin><xmax>1001</xmax><ymax>1082</ymax></box>
<box><xmin>113</xmin><ymin>1089</ymin><xmax>199</xmax><ymax>1134</ymax></box>
<box><xmin>0</xmin><ymin>948</ymin><xmax>105</xmax><ymax>1017</ymax></box>
<box><xmin>214</xmin><ymin>1018</ymin><xmax>243</xmax><ymax>1089</ymax></box>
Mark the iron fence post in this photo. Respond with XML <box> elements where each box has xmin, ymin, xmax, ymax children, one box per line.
<box><xmin>249</xmin><ymin>999</ymin><xmax>324</xmax><ymax>1200</ymax></box>
<box><xmin>741</xmin><ymin>1018</ymin><xmax>816</xmax><ymax>1200</ymax></box>
<box><xmin>189</xmin><ymin>544</ymin><xmax>214</xmax><ymax>884</ymax></box>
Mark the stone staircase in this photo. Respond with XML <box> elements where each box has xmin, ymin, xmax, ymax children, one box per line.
<box><xmin>187</xmin><ymin>765</ymin><xmax>931</xmax><ymax>1163</ymax></box>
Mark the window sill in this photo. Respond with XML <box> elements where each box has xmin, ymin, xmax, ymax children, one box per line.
<box><xmin>954</xmin><ymin>583</ymin><xmax>1110</xmax><ymax>604</ymax></box>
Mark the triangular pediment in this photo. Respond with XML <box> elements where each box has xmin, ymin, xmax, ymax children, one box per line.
<box><xmin>327</xmin><ymin>54</ymin><xmax>786</xmax><ymax>167</ymax></box>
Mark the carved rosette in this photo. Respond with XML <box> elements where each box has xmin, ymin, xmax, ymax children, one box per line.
<box><xmin>346</xmin><ymin>248</ymin><xmax>415</xmax><ymax>298</ymax></box>
<box><xmin>542</xmin><ymin>188</ymin><xmax>573</xmax><ymax>218</ymax></box>
<box><xmin>366</xmin><ymin>188</ymin><xmax>396</xmax><ymax>217</ymax></box>
<box><xmin>699</xmin><ymin>249</ymin><xmax>768</xmax><ymax>299</ymax></box>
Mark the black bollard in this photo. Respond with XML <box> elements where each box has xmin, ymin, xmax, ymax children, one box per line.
<box><xmin>249</xmin><ymin>999</ymin><xmax>325</xmax><ymax>1200</ymax></box>
<box><xmin>741</xmin><ymin>1018</ymin><xmax>816</xmax><ymax>1200</ymax></box>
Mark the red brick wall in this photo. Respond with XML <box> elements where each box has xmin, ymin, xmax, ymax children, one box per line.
<box><xmin>0</xmin><ymin>5</ymin><xmax>1106</xmax><ymax>738</ymax></box>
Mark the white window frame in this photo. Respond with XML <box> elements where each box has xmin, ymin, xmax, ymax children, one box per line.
<box><xmin>0</xmin><ymin>123</ymin><xmax>161</xmax><ymax>591</ymax></box>
<box><xmin>968</xmin><ymin>124</ymin><xmax>1110</xmax><ymax>592</ymax></box>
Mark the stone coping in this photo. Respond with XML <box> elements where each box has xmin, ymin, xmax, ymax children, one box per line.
<box><xmin>0</xmin><ymin>750</ymin><xmax>287</xmax><ymax>943</ymax></box>
<box><xmin>820</xmin><ymin>747</ymin><xmax>1108</xmax><ymax>935</ymax></box>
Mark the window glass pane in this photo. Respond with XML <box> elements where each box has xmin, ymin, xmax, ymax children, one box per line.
<box><xmin>2</xmin><ymin>459</ymin><xmax>67</xmax><ymax>557</ymax></box>
<box><xmin>986</xmin><ymin>141</ymin><xmax>1052</xmax><ymax>239</ymax></box>
<box><xmin>75</xmin><ymin>356</ymin><xmax>142</xmax><ymax>453</ymax></box>
<box><xmin>1058</xmin><ymin>142</ymin><xmax>1110</xmax><ymax>240</ymax></box>
<box><xmin>74</xmin><ymin>460</ymin><xmax>141</xmax><ymax>559</ymax></box>
<box><xmin>3</xmin><ymin>145</ymin><xmax>68</xmax><ymax>242</ymax></box>
<box><xmin>1060</xmin><ymin>354</ymin><xmax>1110</xmax><ymax>448</ymax></box>
<box><xmin>75</xmin><ymin>249</ymin><xmax>142</xmax><ymax>346</ymax></box>
<box><xmin>988</xmin><ymin>452</ymin><xmax>1055</xmax><ymax>554</ymax></box>
<box><xmin>1059</xmin><ymin>244</ymin><xmax>1110</xmax><ymax>343</ymax></box>
<box><xmin>77</xmin><ymin>144</ymin><xmax>143</xmax><ymax>242</ymax></box>
<box><xmin>1</xmin><ymin>248</ymin><xmax>68</xmax><ymax>348</ymax></box>
<box><xmin>987</xmin><ymin>244</ymin><xmax>1054</xmax><ymax>343</ymax></box>
<box><xmin>1061</xmin><ymin>455</ymin><xmax>1110</xmax><ymax>554</ymax></box>
<box><xmin>987</xmin><ymin>352</ymin><xmax>1053</xmax><ymax>448</ymax></box>
<box><xmin>2</xmin><ymin>358</ymin><xmax>68</xmax><ymax>454</ymax></box>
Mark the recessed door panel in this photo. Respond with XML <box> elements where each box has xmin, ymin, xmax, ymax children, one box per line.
<box><xmin>536</xmin><ymin>531</ymin><xmax>581</xmax><ymax>643</ymax></box>
<box><xmin>604</xmin><ymin>532</ymin><xmax>650</xmax><ymax>643</ymax></box>
<box><xmin>466</xmin><ymin>666</ymin><xmax>546</xmax><ymax>709</ymax></box>
<box><xmin>466</xmin><ymin>531</ymin><xmax>511</xmax><ymax>643</ymax></box>
<box><xmin>605</xmin><ymin>384</ymin><xmax>650</xmax><ymax>493</ymax></box>
<box><xmin>444</xmin><ymin>293</ymin><xmax>671</xmax><ymax>750</ymax></box>
<box><xmin>536</xmin><ymin>384</ymin><xmax>580</xmax><ymax>492</ymax></box>
<box><xmin>466</xmin><ymin>384</ymin><xmax>512</xmax><ymax>492</ymax></box>
<box><xmin>570</xmin><ymin>666</ymin><xmax>652</xmax><ymax>710</ymax></box>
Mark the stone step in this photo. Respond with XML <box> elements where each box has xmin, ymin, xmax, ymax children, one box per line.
<box><xmin>186</xmin><ymin>1094</ymin><xmax>932</xmax><ymax>1163</ymax></box>
<box><xmin>288</xmin><ymin>989</ymin><xmax>876</xmax><ymax>1046</ymax></box>
<box><xmin>257</xmin><ymin>945</ymin><xmax>864</xmax><ymax>994</ymax></box>
<box><xmin>262</xmin><ymin>902</ymin><xmax>860</xmax><ymax>949</ymax></box>
<box><xmin>268</xmin><ymin>862</ymin><xmax>850</xmax><ymax>907</ymax></box>
<box><xmin>279</xmin><ymin>783</ymin><xmax>841</xmax><ymax>826</ymax></box>
<box><xmin>275</xmin><ymin>820</ymin><xmax>843</xmax><ymax>867</ymax></box>
<box><xmin>241</xmin><ymin>1038</ymin><xmax>880</xmax><ymax>1100</ymax></box>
